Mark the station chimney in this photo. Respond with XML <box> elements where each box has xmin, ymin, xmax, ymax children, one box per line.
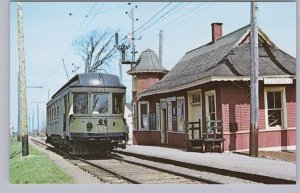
<box><xmin>211</xmin><ymin>23</ymin><xmax>223</xmax><ymax>43</ymax></box>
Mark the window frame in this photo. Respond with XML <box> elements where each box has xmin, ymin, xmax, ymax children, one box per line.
<box><xmin>191</xmin><ymin>93</ymin><xmax>201</xmax><ymax>104</ymax></box>
<box><xmin>91</xmin><ymin>92</ymin><xmax>110</xmax><ymax>115</ymax></box>
<box><xmin>205</xmin><ymin>90</ymin><xmax>217</xmax><ymax>122</ymax></box>
<box><xmin>73</xmin><ymin>92</ymin><xmax>89</xmax><ymax>115</ymax></box>
<box><xmin>138</xmin><ymin>101</ymin><xmax>149</xmax><ymax>130</ymax></box>
<box><xmin>155</xmin><ymin>103</ymin><xmax>160</xmax><ymax>130</ymax></box>
<box><xmin>177</xmin><ymin>97</ymin><xmax>185</xmax><ymax>133</ymax></box>
<box><xmin>264</xmin><ymin>87</ymin><xmax>287</xmax><ymax>130</ymax></box>
<box><xmin>112</xmin><ymin>93</ymin><xmax>124</xmax><ymax>114</ymax></box>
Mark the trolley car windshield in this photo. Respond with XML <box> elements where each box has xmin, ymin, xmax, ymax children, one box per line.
<box><xmin>92</xmin><ymin>93</ymin><xmax>109</xmax><ymax>114</ymax></box>
<box><xmin>73</xmin><ymin>93</ymin><xmax>88</xmax><ymax>114</ymax></box>
<box><xmin>72</xmin><ymin>92</ymin><xmax>124</xmax><ymax>115</ymax></box>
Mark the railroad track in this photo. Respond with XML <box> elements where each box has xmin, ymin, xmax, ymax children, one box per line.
<box><xmin>31</xmin><ymin>137</ymin><xmax>293</xmax><ymax>184</ymax></box>
<box><xmin>113</xmin><ymin>149</ymin><xmax>296</xmax><ymax>184</ymax></box>
<box><xmin>30</xmin><ymin>138</ymin><xmax>203</xmax><ymax>184</ymax></box>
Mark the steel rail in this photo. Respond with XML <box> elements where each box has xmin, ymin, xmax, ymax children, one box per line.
<box><xmin>113</xmin><ymin>149</ymin><xmax>296</xmax><ymax>184</ymax></box>
<box><xmin>30</xmin><ymin>138</ymin><xmax>141</xmax><ymax>184</ymax></box>
<box><xmin>108</xmin><ymin>153</ymin><xmax>220</xmax><ymax>184</ymax></box>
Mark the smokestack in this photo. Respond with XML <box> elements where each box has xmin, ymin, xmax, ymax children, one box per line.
<box><xmin>211</xmin><ymin>23</ymin><xmax>223</xmax><ymax>43</ymax></box>
<box><xmin>159</xmin><ymin>30</ymin><xmax>163</xmax><ymax>66</ymax></box>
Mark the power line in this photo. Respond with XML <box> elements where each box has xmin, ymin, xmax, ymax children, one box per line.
<box><xmin>163</xmin><ymin>3</ymin><xmax>214</xmax><ymax>32</ymax></box>
<box><xmin>75</xmin><ymin>2</ymin><xmax>105</xmax><ymax>39</ymax></box>
<box><xmin>88</xmin><ymin>4</ymin><xmax>127</xmax><ymax>16</ymax></box>
<box><xmin>117</xmin><ymin>2</ymin><xmax>183</xmax><ymax>46</ymax></box>
<box><xmin>134</xmin><ymin>2</ymin><xmax>189</xmax><ymax>37</ymax></box>
<box><xmin>31</xmin><ymin>3</ymin><xmax>97</xmax><ymax>102</ymax></box>
<box><xmin>133</xmin><ymin>2</ymin><xmax>172</xmax><ymax>34</ymax></box>
<box><xmin>139</xmin><ymin>3</ymin><xmax>212</xmax><ymax>41</ymax></box>
<box><xmin>133</xmin><ymin>3</ymin><xmax>190</xmax><ymax>39</ymax></box>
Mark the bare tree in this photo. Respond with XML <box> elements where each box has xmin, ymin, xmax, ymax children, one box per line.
<box><xmin>74</xmin><ymin>30</ymin><xmax>116</xmax><ymax>73</ymax></box>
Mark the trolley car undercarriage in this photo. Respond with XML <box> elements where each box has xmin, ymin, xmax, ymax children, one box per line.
<box><xmin>46</xmin><ymin>133</ymin><xmax>126</xmax><ymax>155</ymax></box>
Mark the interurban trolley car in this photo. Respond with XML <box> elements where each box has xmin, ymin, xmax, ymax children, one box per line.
<box><xmin>45</xmin><ymin>73</ymin><xmax>127</xmax><ymax>155</ymax></box>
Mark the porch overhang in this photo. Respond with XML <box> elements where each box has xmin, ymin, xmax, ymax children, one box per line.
<box><xmin>140</xmin><ymin>75</ymin><xmax>296</xmax><ymax>98</ymax></box>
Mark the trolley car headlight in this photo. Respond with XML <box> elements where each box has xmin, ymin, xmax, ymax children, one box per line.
<box><xmin>87</xmin><ymin>122</ymin><xmax>93</xmax><ymax>131</ymax></box>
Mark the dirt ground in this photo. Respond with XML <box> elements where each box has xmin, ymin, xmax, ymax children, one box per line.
<box><xmin>235</xmin><ymin>150</ymin><xmax>296</xmax><ymax>163</ymax></box>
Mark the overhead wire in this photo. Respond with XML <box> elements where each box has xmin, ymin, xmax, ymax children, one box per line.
<box><xmin>117</xmin><ymin>2</ymin><xmax>174</xmax><ymax>45</ymax></box>
<box><xmin>32</xmin><ymin>3</ymin><xmax>98</xmax><ymax>102</ymax></box>
<box><xmin>164</xmin><ymin>3</ymin><xmax>215</xmax><ymax>32</ymax></box>
<box><xmin>139</xmin><ymin>2</ymin><xmax>213</xmax><ymax>42</ymax></box>
<box><xmin>119</xmin><ymin>2</ymin><xmax>185</xmax><ymax>43</ymax></box>
<box><xmin>133</xmin><ymin>2</ymin><xmax>173</xmax><ymax>34</ymax></box>
<box><xmin>75</xmin><ymin>2</ymin><xmax>105</xmax><ymax>38</ymax></box>
<box><xmin>33</xmin><ymin>3</ymin><xmax>129</xmax><ymax>103</ymax></box>
<box><xmin>134</xmin><ymin>2</ymin><xmax>189</xmax><ymax>37</ymax></box>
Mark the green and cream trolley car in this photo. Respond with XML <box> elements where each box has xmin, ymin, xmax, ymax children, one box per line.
<box><xmin>46</xmin><ymin>73</ymin><xmax>127</xmax><ymax>155</ymax></box>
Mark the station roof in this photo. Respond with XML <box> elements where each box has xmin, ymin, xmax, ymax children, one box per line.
<box><xmin>127</xmin><ymin>49</ymin><xmax>168</xmax><ymax>75</ymax></box>
<box><xmin>140</xmin><ymin>24</ymin><xmax>296</xmax><ymax>97</ymax></box>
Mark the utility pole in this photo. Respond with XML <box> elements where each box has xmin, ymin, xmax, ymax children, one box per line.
<box><xmin>125</xmin><ymin>2</ymin><xmax>139</xmax><ymax>68</ymax></box>
<box><xmin>37</xmin><ymin>103</ymin><xmax>39</xmax><ymax>136</ymax></box>
<box><xmin>249</xmin><ymin>1</ymin><xmax>259</xmax><ymax>157</ymax></box>
<box><xmin>32</xmin><ymin>108</ymin><xmax>34</xmax><ymax>136</ymax></box>
<box><xmin>17</xmin><ymin>72</ymin><xmax>21</xmax><ymax>142</ymax></box>
<box><xmin>115</xmin><ymin>3</ymin><xmax>139</xmax><ymax>83</ymax></box>
<box><xmin>25</xmin><ymin>86</ymin><xmax>43</xmax><ymax>136</ymax></box>
<box><xmin>17</xmin><ymin>1</ymin><xmax>29</xmax><ymax>156</ymax></box>
<box><xmin>159</xmin><ymin>30</ymin><xmax>163</xmax><ymax>66</ymax></box>
<box><xmin>31</xmin><ymin>101</ymin><xmax>46</xmax><ymax>136</ymax></box>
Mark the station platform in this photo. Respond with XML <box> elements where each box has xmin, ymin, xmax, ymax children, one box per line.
<box><xmin>115</xmin><ymin>144</ymin><xmax>296</xmax><ymax>182</ymax></box>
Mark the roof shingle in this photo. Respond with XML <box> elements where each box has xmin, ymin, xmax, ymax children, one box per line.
<box><xmin>141</xmin><ymin>25</ymin><xmax>296</xmax><ymax>97</ymax></box>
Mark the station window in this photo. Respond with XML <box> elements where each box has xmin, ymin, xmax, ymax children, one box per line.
<box><xmin>192</xmin><ymin>94</ymin><xmax>201</xmax><ymax>104</ymax></box>
<box><xmin>113</xmin><ymin>94</ymin><xmax>123</xmax><ymax>114</ymax></box>
<box><xmin>139</xmin><ymin>102</ymin><xmax>149</xmax><ymax>130</ymax></box>
<box><xmin>205</xmin><ymin>90</ymin><xmax>216</xmax><ymax>124</ymax></box>
<box><xmin>73</xmin><ymin>93</ymin><xmax>88</xmax><ymax>114</ymax></box>
<box><xmin>264</xmin><ymin>87</ymin><xmax>286</xmax><ymax>129</ymax></box>
<box><xmin>177</xmin><ymin>98</ymin><xmax>185</xmax><ymax>132</ymax></box>
<box><xmin>92</xmin><ymin>93</ymin><xmax>109</xmax><ymax>114</ymax></box>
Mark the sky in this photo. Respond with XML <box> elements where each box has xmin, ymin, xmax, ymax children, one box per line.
<box><xmin>10</xmin><ymin>1</ymin><xmax>296</xmax><ymax>132</ymax></box>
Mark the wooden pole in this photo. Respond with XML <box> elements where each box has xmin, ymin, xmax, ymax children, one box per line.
<box><xmin>37</xmin><ymin>103</ymin><xmax>39</xmax><ymax>136</ymax></box>
<box><xmin>17</xmin><ymin>1</ymin><xmax>29</xmax><ymax>156</ymax></box>
<box><xmin>17</xmin><ymin>72</ymin><xmax>21</xmax><ymax>142</ymax></box>
<box><xmin>249</xmin><ymin>1</ymin><xmax>259</xmax><ymax>157</ymax></box>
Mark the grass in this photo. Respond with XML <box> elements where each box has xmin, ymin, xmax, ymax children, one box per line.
<box><xmin>9</xmin><ymin>137</ymin><xmax>74</xmax><ymax>184</ymax></box>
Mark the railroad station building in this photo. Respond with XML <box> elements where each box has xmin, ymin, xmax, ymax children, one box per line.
<box><xmin>128</xmin><ymin>23</ymin><xmax>296</xmax><ymax>152</ymax></box>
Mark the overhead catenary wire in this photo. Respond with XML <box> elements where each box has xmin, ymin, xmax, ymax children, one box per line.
<box><xmin>32</xmin><ymin>3</ymin><xmax>127</xmax><ymax>102</ymax></box>
<box><xmin>134</xmin><ymin>2</ymin><xmax>190</xmax><ymax>37</ymax></box>
<box><xmin>139</xmin><ymin>3</ymin><xmax>213</xmax><ymax>42</ymax></box>
<box><xmin>120</xmin><ymin>2</ymin><xmax>189</xmax><ymax>43</ymax></box>
<box><xmin>133</xmin><ymin>2</ymin><xmax>173</xmax><ymax>34</ymax></box>
<box><xmin>32</xmin><ymin>3</ymin><xmax>97</xmax><ymax>102</ymax></box>
<box><xmin>75</xmin><ymin>2</ymin><xmax>105</xmax><ymax>39</ymax></box>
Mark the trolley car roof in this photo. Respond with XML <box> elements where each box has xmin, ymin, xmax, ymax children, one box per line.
<box><xmin>51</xmin><ymin>73</ymin><xmax>125</xmax><ymax>100</ymax></box>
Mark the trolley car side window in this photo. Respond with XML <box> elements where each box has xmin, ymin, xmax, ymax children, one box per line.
<box><xmin>113</xmin><ymin>94</ymin><xmax>123</xmax><ymax>114</ymax></box>
<box><xmin>92</xmin><ymin>93</ymin><xmax>109</xmax><ymax>114</ymax></box>
<box><xmin>73</xmin><ymin>93</ymin><xmax>88</xmax><ymax>114</ymax></box>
